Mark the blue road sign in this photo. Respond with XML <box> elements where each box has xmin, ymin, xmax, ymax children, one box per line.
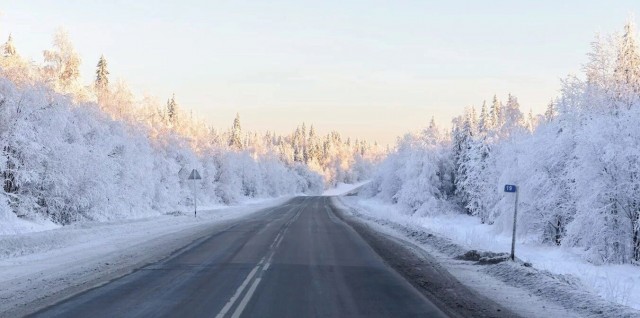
<box><xmin>504</xmin><ymin>184</ymin><xmax>517</xmax><ymax>193</ymax></box>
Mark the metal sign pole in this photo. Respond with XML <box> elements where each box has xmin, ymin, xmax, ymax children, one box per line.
<box><xmin>510</xmin><ymin>189</ymin><xmax>518</xmax><ymax>261</ymax></box>
<box><xmin>188</xmin><ymin>168</ymin><xmax>202</xmax><ymax>218</ymax></box>
<box><xmin>504</xmin><ymin>184</ymin><xmax>518</xmax><ymax>261</ymax></box>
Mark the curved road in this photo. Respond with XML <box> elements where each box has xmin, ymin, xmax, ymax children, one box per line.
<box><xmin>31</xmin><ymin>197</ymin><xmax>448</xmax><ymax>318</ymax></box>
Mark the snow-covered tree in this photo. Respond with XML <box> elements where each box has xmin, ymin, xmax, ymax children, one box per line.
<box><xmin>166</xmin><ymin>94</ymin><xmax>178</xmax><ymax>125</ymax></box>
<box><xmin>478</xmin><ymin>101</ymin><xmax>489</xmax><ymax>134</ymax></box>
<box><xmin>489</xmin><ymin>94</ymin><xmax>502</xmax><ymax>130</ymax></box>
<box><xmin>229</xmin><ymin>113</ymin><xmax>243</xmax><ymax>150</ymax></box>
<box><xmin>544</xmin><ymin>101</ymin><xmax>556</xmax><ymax>122</ymax></box>
<box><xmin>613</xmin><ymin>20</ymin><xmax>640</xmax><ymax>110</ymax></box>
<box><xmin>3</xmin><ymin>34</ymin><xmax>16</xmax><ymax>57</ymax></box>
<box><xmin>95</xmin><ymin>55</ymin><xmax>109</xmax><ymax>94</ymax></box>
<box><xmin>43</xmin><ymin>29</ymin><xmax>82</xmax><ymax>92</ymax></box>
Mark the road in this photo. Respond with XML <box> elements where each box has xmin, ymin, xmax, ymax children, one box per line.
<box><xmin>30</xmin><ymin>197</ymin><xmax>451</xmax><ymax>317</ymax></box>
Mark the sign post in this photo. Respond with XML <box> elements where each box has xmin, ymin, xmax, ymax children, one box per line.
<box><xmin>188</xmin><ymin>169</ymin><xmax>202</xmax><ymax>217</ymax></box>
<box><xmin>504</xmin><ymin>184</ymin><xmax>518</xmax><ymax>261</ymax></box>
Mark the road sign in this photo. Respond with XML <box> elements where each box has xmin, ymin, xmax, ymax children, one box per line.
<box><xmin>504</xmin><ymin>184</ymin><xmax>519</xmax><ymax>261</ymax></box>
<box><xmin>189</xmin><ymin>169</ymin><xmax>202</xmax><ymax>217</ymax></box>
<box><xmin>188</xmin><ymin>169</ymin><xmax>202</xmax><ymax>180</ymax></box>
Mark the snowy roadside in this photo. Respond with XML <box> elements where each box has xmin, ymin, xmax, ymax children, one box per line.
<box><xmin>335</xmin><ymin>196</ymin><xmax>640</xmax><ymax>318</ymax></box>
<box><xmin>322</xmin><ymin>180</ymin><xmax>371</xmax><ymax>196</ymax></box>
<box><xmin>0</xmin><ymin>197</ymin><xmax>291</xmax><ymax>317</ymax></box>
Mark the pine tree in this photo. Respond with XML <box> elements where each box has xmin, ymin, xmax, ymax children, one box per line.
<box><xmin>3</xmin><ymin>34</ymin><xmax>16</xmax><ymax>56</ymax></box>
<box><xmin>166</xmin><ymin>94</ymin><xmax>177</xmax><ymax>124</ymax></box>
<box><xmin>526</xmin><ymin>108</ymin><xmax>536</xmax><ymax>132</ymax></box>
<box><xmin>469</xmin><ymin>106</ymin><xmax>478</xmax><ymax>134</ymax></box>
<box><xmin>301</xmin><ymin>122</ymin><xmax>307</xmax><ymax>142</ymax></box>
<box><xmin>489</xmin><ymin>94</ymin><xmax>502</xmax><ymax>130</ymax></box>
<box><xmin>503</xmin><ymin>93</ymin><xmax>524</xmax><ymax>133</ymax></box>
<box><xmin>95</xmin><ymin>55</ymin><xmax>109</xmax><ymax>93</ymax></box>
<box><xmin>544</xmin><ymin>100</ymin><xmax>556</xmax><ymax>122</ymax></box>
<box><xmin>478</xmin><ymin>101</ymin><xmax>489</xmax><ymax>134</ymax></box>
<box><xmin>453</xmin><ymin>116</ymin><xmax>474</xmax><ymax>214</ymax></box>
<box><xmin>307</xmin><ymin>125</ymin><xmax>321</xmax><ymax>163</ymax></box>
<box><xmin>229</xmin><ymin>113</ymin><xmax>243</xmax><ymax>150</ymax></box>
<box><xmin>422</xmin><ymin>116</ymin><xmax>440</xmax><ymax>146</ymax></box>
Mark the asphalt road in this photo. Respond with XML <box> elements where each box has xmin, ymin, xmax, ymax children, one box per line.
<box><xmin>30</xmin><ymin>196</ymin><xmax>449</xmax><ymax>318</ymax></box>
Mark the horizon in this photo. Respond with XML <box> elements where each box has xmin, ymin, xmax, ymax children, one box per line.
<box><xmin>2</xmin><ymin>1</ymin><xmax>640</xmax><ymax>145</ymax></box>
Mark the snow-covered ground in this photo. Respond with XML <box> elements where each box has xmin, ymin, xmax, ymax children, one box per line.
<box><xmin>322</xmin><ymin>180</ymin><xmax>371</xmax><ymax>196</ymax></box>
<box><xmin>0</xmin><ymin>197</ymin><xmax>290</xmax><ymax>317</ymax></box>
<box><xmin>336</xmin><ymin>196</ymin><xmax>640</xmax><ymax>318</ymax></box>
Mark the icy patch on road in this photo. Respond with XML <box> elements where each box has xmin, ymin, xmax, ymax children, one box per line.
<box><xmin>322</xmin><ymin>180</ymin><xmax>371</xmax><ymax>196</ymax></box>
<box><xmin>335</xmin><ymin>196</ymin><xmax>640</xmax><ymax>318</ymax></box>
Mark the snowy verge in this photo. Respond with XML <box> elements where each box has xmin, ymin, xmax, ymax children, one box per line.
<box><xmin>0</xmin><ymin>197</ymin><xmax>291</xmax><ymax>317</ymax></box>
<box><xmin>322</xmin><ymin>180</ymin><xmax>371</xmax><ymax>196</ymax></box>
<box><xmin>334</xmin><ymin>196</ymin><xmax>640</xmax><ymax>318</ymax></box>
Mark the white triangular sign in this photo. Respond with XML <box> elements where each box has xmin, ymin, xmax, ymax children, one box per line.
<box><xmin>188</xmin><ymin>169</ymin><xmax>202</xmax><ymax>180</ymax></box>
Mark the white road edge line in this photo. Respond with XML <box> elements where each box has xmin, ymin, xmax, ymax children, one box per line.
<box><xmin>230</xmin><ymin>278</ymin><xmax>263</xmax><ymax>318</ymax></box>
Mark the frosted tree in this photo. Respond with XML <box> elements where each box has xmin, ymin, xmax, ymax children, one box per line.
<box><xmin>43</xmin><ymin>29</ymin><xmax>81</xmax><ymax>91</ymax></box>
<box><xmin>469</xmin><ymin>106</ymin><xmax>478</xmax><ymax>134</ymax></box>
<box><xmin>503</xmin><ymin>93</ymin><xmax>524</xmax><ymax>134</ymax></box>
<box><xmin>95</xmin><ymin>55</ymin><xmax>109</xmax><ymax>94</ymax></box>
<box><xmin>544</xmin><ymin>100</ymin><xmax>556</xmax><ymax>122</ymax></box>
<box><xmin>0</xmin><ymin>34</ymin><xmax>37</xmax><ymax>86</ymax></box>
<box><xmin>466</xmin><ymin>138</ymin><xmax>490</xmax><ymax>222</ymax></box>
<box><xmin>585</xmin><ymin>33</ymin><xmax>615</xmax><ymax>90</ymax></box>
<box><xmin>489</xmin><ymin>94</ymin><xmax>502</xmax><ymax>131</ymax></box>
<box><xmin>166</xmin><ymin>94</ymin><xmax>178</xmax><ymax>124</ymax></box>
<box><xmin>229</xmin><ymin>113</ymin><xmax>243</xmax><ymax>150</ymax></box>
<box><xmin>307</xmin><ymin>125</ymin><xmax>321</xmax><ymax>163</ymax></box>
<box><xmin>613</xmin><ymin>20</ymin><xmax>640</xmax><ymax>110</ymax></box>
<box><xmin>478</xmin><ymin>101</ymin><xmax>489</xmax><ymax>134</ymax></box>
<box><xmin>452</xmin><ymin>115</ymin><xmax>474</xmax><ymax>213</ymax></box>
<box><xmin>526</xmin><ymin>109</ymin><xmax>536</xmax><ymax>132</ymax></box>
<box><xmin>3</xmin><ymin>34</ymin><xmax>16</xmax><ymax>56</ymax></box>
<box><xmin>422</xmin><ymin>116</ymin><xmax>440</xmax><ymax>146</ymax></box>
<box><xmin>293</xmin><ymin>127</ymin><xmax>304</xmax><ymax>162</ymax></box>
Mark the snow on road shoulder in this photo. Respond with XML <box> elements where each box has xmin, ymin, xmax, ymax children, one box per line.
<box><xmin>322</xmin><ymin>180</ymin><xmax>371</xmax><ymax>196</ymax></box>
<box><xmin>0</xmin><ymin>196</ymin><xmax>290</xmax><ymax>317</ymax></box>
<box><xmin>335</xmin><ymin>196</ymin><xmax>640</xmax><ymax>318</ymax></box>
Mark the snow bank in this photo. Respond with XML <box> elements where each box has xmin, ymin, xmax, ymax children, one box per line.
<box><xmin>339</xmin><ymin>196</ymin><xmax>640</xmax><ymax>316</ymax></box>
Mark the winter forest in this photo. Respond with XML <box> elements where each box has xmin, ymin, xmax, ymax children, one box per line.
<box><xmin>367</xmin><ymin>21</ymin><xmax>640</xmax><ymax>265</ymax></box>
<box><xmin>0</xmin><ymin>28</ymin><xmax>383</xmax><ymax>229</ymax></box>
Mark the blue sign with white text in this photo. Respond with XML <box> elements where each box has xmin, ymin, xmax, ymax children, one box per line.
<box><xmin>504</xmin><ymin>185</ymin><xmax>517</xmax><ymax>193</ymax></box>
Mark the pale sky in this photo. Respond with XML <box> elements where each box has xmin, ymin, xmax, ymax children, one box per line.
<box><xmin>1</xmin><ymin>1</ymin><xmax>639</xmax><ymax>145</ymax></box>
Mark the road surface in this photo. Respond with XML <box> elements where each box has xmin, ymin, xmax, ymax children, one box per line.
<box><xmin>29</xmin><ymin>196</ymin><xmax>500</xmax><ymax>318</ymax></box>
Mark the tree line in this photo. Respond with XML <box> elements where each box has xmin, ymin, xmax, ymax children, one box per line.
<box><xmin>0</xmin><ymin>28</ymin><xmax>382</xmax><ymax>225</ymax></box>
<box><xmin>368</xmin><ymin>21</ymin><xmax>640</xmax><ymax>265</ymax></box>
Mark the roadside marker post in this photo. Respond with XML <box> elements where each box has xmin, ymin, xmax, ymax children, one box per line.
<box><xmin>188</xmin><ymin>169</ymin><xmax>202</xmax><ymax>217</ymax></box>
<box><xmin>504</xmin><ymin>184</ymin><xmax>518</xmax><ymax>261</ymax></box>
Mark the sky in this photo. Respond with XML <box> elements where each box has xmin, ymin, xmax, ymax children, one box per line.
<box><xmin>1</xmin><ymin>1</ymin><xmax>639</xmax><ymax>145</ymax></box>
